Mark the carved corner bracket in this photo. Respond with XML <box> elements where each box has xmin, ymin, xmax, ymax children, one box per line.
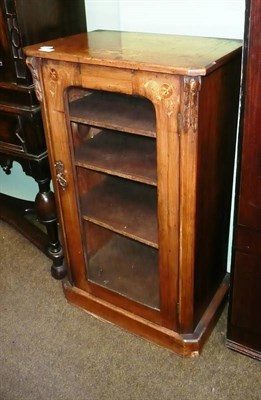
<box><xmin>183</xmin><ymin>76</ymin><xmax>201</xmax><ymax>133</ymax></box>
<box><xmin>26</xmin><ymin>57</ymin><xmax>43</xmax><ymax>102</ymax></box>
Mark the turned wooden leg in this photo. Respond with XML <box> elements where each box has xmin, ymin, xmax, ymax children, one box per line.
<box><xmin>30</xmin><ymin>155</ymin><xmax>66</xmax><ymax>280</ymax></box>
<box><xmin>0</xmin><ymin>154</ymin><xmax>66</xmax><ymax>279</ymax></box>
<box><xmin>34</xmin><ymin>177</ymin><xmax>66</xmax><ymax>279</ymax></box>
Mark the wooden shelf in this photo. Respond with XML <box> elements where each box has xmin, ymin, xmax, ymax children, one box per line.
<box><xmin>69</xmin><ymin>91</ymin><xmax>156</xmax><ymax>137</ymax></box>
<box><xmin>87</xmin><ymin>233</ymin><xmax>159</xmax><ymax>309</ymax></box>
<box><xmin>80</xmin><ymin>175</ymin><xmax>158</xmax><ymax>248</ymax></box>
<box><xmin>74</xmin><ymin>129</ymin><xmax>157</xmax><ymax>185</ymax></box>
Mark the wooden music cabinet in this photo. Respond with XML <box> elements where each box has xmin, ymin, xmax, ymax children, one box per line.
<box><xmin>226</xmin><ymin>0</ymin><xmax>261</xmax><ymax>360</ymax></box>
<box><xmin>25</xmin><ymin>31</ymin><xmax>241</xmax><ymax>356</ymax></box>
<box><xmin>0</xmin><ymin>0</ymin><xmax>86</xmax><ymax>278</ymax></box>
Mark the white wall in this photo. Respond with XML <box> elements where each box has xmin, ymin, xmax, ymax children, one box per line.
<box><xmin>0</xmin><ymin>162</ymin><xmax>38</xmax><ymax>200</ymax></box>
<box><xmin>85</xmin><ymin>0</ymin><xmax>245</xmax><ymax>39</ymax></box>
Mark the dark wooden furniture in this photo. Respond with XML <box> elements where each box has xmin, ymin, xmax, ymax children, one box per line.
<box><xmin>226</xmin><ymin>0</ymin><xmax>261</xmax><ymax>360</ymax></box>
<box><xmin>0</xmin><ymin>0</ymin><xmax>86</xmax><ymax>278</ymax></box>
<box><xmin>25</xmin><ymin>31</ymin><xmax>241</xmax><ymax>356</ymax></box>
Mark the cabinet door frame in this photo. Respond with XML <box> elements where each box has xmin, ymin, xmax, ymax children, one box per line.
<box><xmin>38</xmin><ymin>59</ymin><xmax>181</xmax><ymax>329</ymax></box>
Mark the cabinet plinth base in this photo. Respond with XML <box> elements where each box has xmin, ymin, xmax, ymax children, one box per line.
<box><xmin>63</xmin><ymin>274</ymin><xmax>229</xmax><ymax>357</ymax></box>
<box><xmin>226</xmin><ymin>339</ymin><xmax>261</xmax><ymax>361</ymax></box>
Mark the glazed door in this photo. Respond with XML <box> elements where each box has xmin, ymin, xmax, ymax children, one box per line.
<box><xmin>41</xmin><ymin>60</ymin><xmax>181</xmax><ymax>329</ymax></box>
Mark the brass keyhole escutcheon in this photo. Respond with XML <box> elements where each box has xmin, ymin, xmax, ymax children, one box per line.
<box><xmin>54</xmin><ymin>160</ymin><xmax>67</xmax><ymax>189</ymax></box>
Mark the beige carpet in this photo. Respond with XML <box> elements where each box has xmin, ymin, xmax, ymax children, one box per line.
<box><xmin>0</xmin><ymin>220</ymin><xmax>260</xmax><ymax>400</ymax></box>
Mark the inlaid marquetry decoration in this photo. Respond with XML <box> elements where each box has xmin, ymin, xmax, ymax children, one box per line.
<box><xmin>143</xmin><ymin>79</ymin><xmax>177</xmax><ymax>118</ymax></box>
<box><xmin>49</xmin><ymin>68</ymin><xmax>59</xmax><ymax>97</ymax></box>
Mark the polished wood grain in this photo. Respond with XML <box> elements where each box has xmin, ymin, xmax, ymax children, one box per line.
<box><xmin>227</xmin><ymin>0</ymin><xmax>261</xmax><ymax>360</ymax></box>
<box><xmin>193</xmin><ymin>57</ymin><xmax>241</xmax><ymax>328</ymax></box>
<box><xmin>25</xmin><ymin>31</ymin><xmax>241</xmax><ymax>356</ymax></box>
<box><xmin>24</xmin><ymin>30</ymin><xmax>241</xmax><ymax>76</ymax></box>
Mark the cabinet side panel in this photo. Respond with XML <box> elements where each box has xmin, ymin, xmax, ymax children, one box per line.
<box><xmin>1</xmin><ymin>0</ymin><xmax>86</xmax><ymax>85</ymax></box>
<box><xmin>237</xmin><ymin>3</ymin><xmax>261</xmax><ymax>230</ymax></box>
<box><xmin>227</xmin><ymin>0</ymin><xmax>261</xmax><ymax>360</ymax></box>
<box><xmin>16</xmin><ymin>0</ymin><xmax>86</xmax><ymax>46</ymax></box>
<box><xmin>0</xmin><ymin>1</ymin><xmax>29</xmax><ymax>83</ymax></box>
<box><xmin>194</xmin><ymin>56</ymin><xmax>241</xmax><ymax>326</ymax></box>
<box><xmin>227</xmin><ymin>245</ymin><xmax>261</xmax><ymax>354</ymax></box>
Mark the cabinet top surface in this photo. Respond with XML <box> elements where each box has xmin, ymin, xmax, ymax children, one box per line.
<box><xmin>24</xmin><ymin>30</ymin><xmax>241</xmax><ymax>76</ymax></box>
